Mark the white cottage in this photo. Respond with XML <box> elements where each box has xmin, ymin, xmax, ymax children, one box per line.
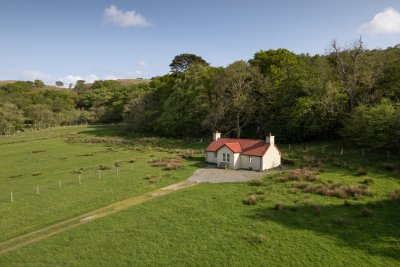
<box><xmin>205</xmin><ymin>132</ymin><xmax>281</xmax><ymax>171</ymax></box>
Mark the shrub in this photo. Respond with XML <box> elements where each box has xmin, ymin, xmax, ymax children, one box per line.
<box><xmin>314</xmin><ymin>206</ymin><xmax>322</xmax><ymax>216</ymax></box>
<box><xmin>360</xmin><ymin>178</ymin><xmax>374</xmax><ymax>185</ymax></box>
<box><xmin>249</xmin><ymin>233</ymin><xmax>267</xmax><ymax>244</ymax></box>
<box><xmin>302</xmin><ymin>156</ymin><xmax>322</xmax><ymax>167</ymax></box>
<box><xmin>32</xmin><ymin>172</ymin><xmax>42</xmax><ymax>176</ymax></box>
<box><xmin>333</xmin><ymin>217</ymin><xmax>348</xmax><ymax>226</ymax></box>
<box><xmin>281</xmin><ymin>168</ymin><xmax>319</xmax><ymax>182</ymax></box>
<box><xmin>98</xmin><ymin>165</ymin><xmax>112</xmax><ymax>170</ymax></box>
<box><xmin>148</xmin><ymin>157</ymin><xmax>183</xmax><ymax>170</ymax></box>
<box><xmin>295</xmin><ymin>183</ymin><xmax>372</xmax><ymax>199</ymax></box>
<box><xmin>389</xmin><ymin>189</ymin><xmax>400</xmax><ymax>201</ymax></box>
<box><xmin>145</xmin><ymin>175</ymin><xmax>160</xmax><ymax>183</ymax></box>
<box><xmin>274</xmin><ymin>203</ymin><xmax>284</xmax><ymax>210</ymax></box>
<box><xmin>381</xmin><ymin>162</ymin><xmax>399</xmax><ymax>171</ymax></box>
<box><xmin>361</xmin><ymin>208</ymin><xmax>373</xmax><ymax>217</ymax></box>
<box><xmin>73</xmin><ymin>167</ymin><xmax>87</xmax><ymax>174</ymax></box>
<box><xmin>355</xmin><ymin>169</ymin><xmax>367</xmax><ymax>176</ymax></box>
<box><xmin>281</xmin><ymin>157</ymin><xmax>295</xmax><ymax>165</ymax></box>
<box><xmin>243</xmin><ymin>194</ymin><xmax>258</xmax><ymax>205</ymax></box>
<box><xmin>248</xmin><ymin>177</ymin><xmax>263</xmax><ymax>186</ymax></box>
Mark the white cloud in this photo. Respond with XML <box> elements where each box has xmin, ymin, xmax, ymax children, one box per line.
<box><xmin>60</xmin><ymin>74</ymin><xmax>99</xmax><ymax>86</ymax></box>
<box><xmin>103</xmin><ymin>5</ymin><xmax>151</xmax><ymax>27</ymax></box>
<box><xmin>360</xmin><ymin>7</ymin><xmax>400</xmax><ymax>34</ymax></box>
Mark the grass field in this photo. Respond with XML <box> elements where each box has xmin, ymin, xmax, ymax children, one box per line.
<box><xmin>0</xmin><ymin>125</ymin><xmax>204</xmax><ymax>242</ymax></box>
<box><xmin>0</xmin><ymin>126</ymin><xmax>399</xmax><ymax>266</ymax></box>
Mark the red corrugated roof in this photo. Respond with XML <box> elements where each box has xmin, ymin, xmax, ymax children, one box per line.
<box><xmin>224</xmin><ymin>142</ymin><xmax>242</xmax><ymax>153</ymax></box>
<box><xmin>206</xmin><ymin>138</ymin><xmax>278</xmax><ymax>157</ymax></box>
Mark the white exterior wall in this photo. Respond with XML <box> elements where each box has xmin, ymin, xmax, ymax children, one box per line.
<box><xmin>240</xmin><ymin>155</ymin><xmax>262</xmax><ymax>171</ymax></box>
<box><xmin>217</xmin><ymin>146</ymin><xmax>240</xmax><ymax>169</ymax></box>
<box><xmin>205</xmin><ymin>151</ymin><xmax>217</xmax><ymax>164</ymax></box>
<box><xmin>262</xmin><ymin>145</ymin><xmax>281</xmax><ymax>170</ymax></box>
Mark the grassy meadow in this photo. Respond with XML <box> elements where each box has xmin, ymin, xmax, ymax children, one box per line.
<box><xmin>1</xmin><ymin>125</ymin><xmax>400</xmax><ymax>266</ymax></box>
<box><xmin>0</xmin><ymin>125</ymin><xmax>204</xmax><ymax>242</ymax></box>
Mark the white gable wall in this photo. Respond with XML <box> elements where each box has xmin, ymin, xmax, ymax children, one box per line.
<box><xmin>217</xmin><ymin>146</ymin><xmax>240</xmax><ymax>169</ymax></box>
<box><xmin>262</xmin><ymin>145</ymin><xmax>281</xmax><ymax>170</ymax></box>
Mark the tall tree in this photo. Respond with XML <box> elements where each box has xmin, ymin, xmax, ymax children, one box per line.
<box><xmin>169</xmin><ymin>53</ymin><xmax>208</xmax><ymax>73</ymax></box>
<box><xmin>209</xmin><ymin>61</ymin><xmax>263</xmax><ymax>138</ymax></box>
<box><xmin>55</xmin><ymin>81</ymin><xmax>64</xmax><ymax>87</ymax></box>
<box><xmin>329</xmin><ymin>37</ymin><xmax>376</xmax><ymax>111</ymax></box>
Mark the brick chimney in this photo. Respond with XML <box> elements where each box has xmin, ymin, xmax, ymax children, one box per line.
<box><xmin>213</xmin><ymin>131</ymin><xmax>221</xmax><ymax>141</ymax></box>
<box><xmin>266</xmin><ymin>132</ymin><xmax>275</xmax><ymax>145</ymax></box>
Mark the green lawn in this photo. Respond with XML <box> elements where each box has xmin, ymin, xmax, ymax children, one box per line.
<box><xmin>0</xmin><ymin>127</ymin><xmax>399</xmax><ymax>266</ymax></box>
<box><xmin>0</xmin><ymin>125</ymin><xmax>204</xmax><ymax>242</ymax></box>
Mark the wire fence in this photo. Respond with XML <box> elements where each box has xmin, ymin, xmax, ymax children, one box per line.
<box><xmin>0</xmin><ymin>148</ymin><xmax>205</xmax><ymax>204</ymax></box>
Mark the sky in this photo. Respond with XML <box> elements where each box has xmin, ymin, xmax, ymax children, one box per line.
<box><xmin>0</xmin><ymin>0</ymin><xmax>399</xmax><ymax>86</ymax></box>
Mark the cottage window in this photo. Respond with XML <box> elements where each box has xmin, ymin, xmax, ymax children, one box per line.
<box><xmin>214</xmin><ymin>152</ymin><xmax>217</xmax><ymax>158</ymax></box>
<box><xmin>249</xmin><ymin>156</ymin><xmax>252</xmax><ymax>163</ymax></box>
<box><xmin>222</xmin><ymin>153</ymin><xmax>231</xmax><ymax>163</ymax></box>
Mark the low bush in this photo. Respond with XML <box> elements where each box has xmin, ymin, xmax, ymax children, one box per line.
<box><xmin>248</xmin><ymin>177</ymin><xmax>263</xmax><ymax>186</ymax></box>
<box><xmin>281</xmin><ymin>157</ymin><xmax>295</xmax><ymax>166</ymax></box>
<box><xmin>302</xmin><ymin>156</ymin><xmax>322</xmax><ymax>167</ymax></box>
<box><xmin>148</xmin><ymin>157</ymin><xmax>183</xmax><ymax>170</ymax></box>
<box><xmin>145</xmin><ymin>175</ymin><xmax>160</xmax><ymax>183</ymax></box>
<box><xmin>381</xmin><ymin>162</ymin><xmax>399</xmax><ymax>171</ymax></box>
<box><xmin>389</xmin><ymin>189</ymin><xmax>400</xmax><ymax>201</ymax></box>
<box><xmin>361</xmin><ymin>208</ymin><xmax>373</xmax><ymax>217</ymax></box>
<box><xmin>98</xmin><ymin>165</ymin><xmax>112</xmax><ymax>170</ymax></box>
<box><xmin>31</xmin><ymin>172</ymin><xmax>42</xmax><ymax>176</ymax></box>
<box><xmin>355</xmin><ymin>169</ymin><xmax>367</xmax><ymax>176</ymax></box>
<box><xmin>360</xmin><ymin>178</ymin><xmax>374</xmax><ymax>185</ymax></box>
<box><xmin>293</xmin><ymin>182</ymin><xmax>372</xmax><ymax>199</ymax></box>
<box><xmin>243</xmin><ymin>194</ymin><xmax>258</xmax><ymax>205</ymax></box>
<box><xmin>314</xmin><ymin>206</ymin><xmax>322</xmax><ymax>216</ymax></box>
<box><xmin>280</xmin><ymin>168</ymin><xmax>319</xmax><ymax>182</ymax></box>
<box><xmin>248</xmin><ymin>233</ymin><xmax>267</xmax><ymax>244</ymax></box>
<box><xmin>274</xmin><ymin>203</ymin><xmax>284</xmax><ymax>210</ymax></box>
<box><xmin>332</xmin><ymin>217</ymin><xmax>348</xmax><ymax>226</ymax></box>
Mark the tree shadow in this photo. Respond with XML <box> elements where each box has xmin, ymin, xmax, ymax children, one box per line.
<box><xmin>250</xmin><ymin>199</ymin><xmax>400</xmax><ymax>260</ymax></box>
<box><xmin>76</xmin><ymin>125</ymin><xmax>209</xmax><ymax>150</ymax></box>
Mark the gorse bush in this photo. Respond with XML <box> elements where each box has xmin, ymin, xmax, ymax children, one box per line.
<box><xmin>389</xmin><ymin>189</ymin><xmax>400</xmax><ymax>201</ymax></box>
<box><xmin>280</xmin><ymin>168</ymin><xmax>319</xmax><ymax>182</ymax></box>
<box><xmin>292</xmin><ymin>183</ymin><xmax>372</xmax><ymax>199</ymax></box>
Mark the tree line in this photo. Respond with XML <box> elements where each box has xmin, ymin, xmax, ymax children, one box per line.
<box><xmin>1</xmin><ymin>40</ymin><xmax>399</xmax><ymax>149</ymax></box>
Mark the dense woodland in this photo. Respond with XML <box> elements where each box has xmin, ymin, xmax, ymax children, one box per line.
<box><xmin>1</xmin><ymin>40</ymin><xmax>399</xmax><ymax>149</ymax></box>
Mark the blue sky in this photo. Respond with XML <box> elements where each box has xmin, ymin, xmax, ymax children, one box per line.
<box><xmin>0</xmin><ymin>0</ymin><xmax>399</xmax><ymax>85</ymax></box>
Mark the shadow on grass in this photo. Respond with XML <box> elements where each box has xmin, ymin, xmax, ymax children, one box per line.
<box><xmin>76</xmin><ymin>125</ymin><xmax>209</xmax><ymax>150</ymax></box>
<box><xmin>251</xmin><ymin>199</ymin><xmax>400</xmax><ymax>260</ymax></box>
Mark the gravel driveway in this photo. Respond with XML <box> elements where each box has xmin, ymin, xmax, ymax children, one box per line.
<box><xmin>188</xmin><ymin>165</ymin><xmax>267</xmax><ymax>183</ymax></box>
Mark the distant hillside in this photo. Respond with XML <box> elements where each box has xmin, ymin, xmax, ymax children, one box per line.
<box><xmin>116</xmin><ymin>78</ymin><xmax>150</xmax><ymax>85</ymax></box>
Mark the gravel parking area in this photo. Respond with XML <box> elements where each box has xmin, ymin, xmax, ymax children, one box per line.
<box><xmin>188</xmin><ymin>165</ymin><xmax>267</xmax><ymax>183</ymax></box>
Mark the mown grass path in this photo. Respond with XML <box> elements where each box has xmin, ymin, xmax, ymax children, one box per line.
<box><xmin>0</xmin><ymin>180</ymin><xmax>197</xmax><ymax>255</ymax></box>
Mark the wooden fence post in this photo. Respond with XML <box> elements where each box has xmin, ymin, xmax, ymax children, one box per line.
<box><xmin>10</xmin><ymin>192</ymin><xmax>14</xmax><ymax>203</ymax></box>
<box><xmin>340</xmin><ymin>147</ymin><xmax>344</xmax><ymax>156</ymax></box>
<box><xmin>36</xmin><ymin>185</ymin><xmax>40</xmax><ymax>195</ymax></box>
